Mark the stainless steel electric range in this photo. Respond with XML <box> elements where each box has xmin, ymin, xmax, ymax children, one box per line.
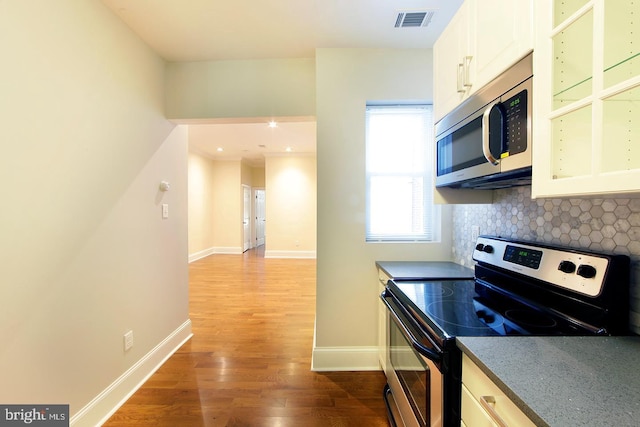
<box><xmin>381</xmin><ymin>236</ymin><xmax>631</xmax><ymax>427</ymax></box>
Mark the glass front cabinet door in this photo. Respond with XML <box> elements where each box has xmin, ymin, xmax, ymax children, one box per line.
<box><xmin>532</xmin><ymin>0</ymin><xmax>640</xmax><ymax>198</ymax></box>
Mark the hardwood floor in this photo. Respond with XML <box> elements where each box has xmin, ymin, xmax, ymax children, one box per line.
<box><xmin>103</xmin><ymin>248</ymin><xmax>389</xmax><ymax>426</ymax></box>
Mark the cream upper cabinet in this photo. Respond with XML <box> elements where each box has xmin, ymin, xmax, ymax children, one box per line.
<box><xmin>433</xmin><ymin>2</ymin><xmax>472</xmax><ymax>122</ymax></box>
<box><xmin>471</xmin><ymin>0</ymin><xmax>534</xmax><ymax>93</ymax></box>
<box><xmin>434</xmin><ymin>0</ymin><xmax>533</xmax><ymax>122</ymax></box>
<box><xmin>532</xmin><ymin>0</ymin><xmax>640</xmax><ymax>198</ymax></box>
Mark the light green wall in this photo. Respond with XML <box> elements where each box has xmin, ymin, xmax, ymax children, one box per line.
<box><xmin>174</xmin><ymin>48</ymin><xmax>455</xmax><ymax>367</ymax></box>
<box><xmin>165</xmin><ymin>58</ymin><xmax>316</xmax><ymax>119</ymax></box>
<box><xmin>0</xmin><ymin>1</ymin><xmax>190</xmax><ymax>423</ymax></box>
<box><xmin>0</xmin><ymin>2</ymin><xmax>457</xmax><ymax>422</ymax></box>
<box><xmin>314</xmin><ymin>48</ymin><xmax>453</xmax><ymax>368</ymax></box>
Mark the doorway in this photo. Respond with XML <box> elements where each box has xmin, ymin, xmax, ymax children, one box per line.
<box><xmin>243</xmin><ymin>185</ymin><xmax>251</xmax><ymax>252</ymax></box>
<box><xmin>254</xmin><ymin>188</ymin><xmax>266</xmax><ymax>247</ymax></box>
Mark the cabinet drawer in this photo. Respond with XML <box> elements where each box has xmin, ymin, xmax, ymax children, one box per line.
<box><xmin>377</xmin><ymin>268</ymin><xmax>391</xmax><ymax>287</ymax></box>
<box><xmin>377</xmin><ymin>268</ymin><xmax>391</xmax><ymax>372</ymax></box>
<box><xmin>462</xmin><ymin>354</ymin><xmax>535</xmax><ymax>427</ymax></box>
<box><xmin>462</xmin><ymin>384</ymin><xmax>498</xmax><ymax>427</ymax></box>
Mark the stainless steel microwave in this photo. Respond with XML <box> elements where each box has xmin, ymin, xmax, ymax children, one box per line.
<box><xmin>435</xmin><ymin>52</ymin><xmax>532</xmax><ymax>190</ymax></box>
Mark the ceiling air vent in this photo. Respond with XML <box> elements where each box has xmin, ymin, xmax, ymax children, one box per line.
<box><xmin>394</xmin><ymin>10</ymin><xmax>435</xmax><ymax>28</ymax></box>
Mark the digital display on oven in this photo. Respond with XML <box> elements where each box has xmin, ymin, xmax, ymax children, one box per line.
<box><xmin>503</xmin><ymin>245</ymin><xmax>543</xmax><ymax>269</ymax></box>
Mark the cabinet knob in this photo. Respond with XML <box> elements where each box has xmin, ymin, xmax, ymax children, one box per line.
<box><xmin>457</xmin><ymin>63</ymin><xmax>466</xmax><ymax>93</ymax></box>
<box><xmin>462</xmin><ymin>55</ymin><xmax>473</xmax><ymax>88</ymax></box>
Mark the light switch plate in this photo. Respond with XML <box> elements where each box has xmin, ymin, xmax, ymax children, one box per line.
<box><xmin>124</xmin><ymin>330</ymin><xmax>134</xmax><ymax>351</ymax></box>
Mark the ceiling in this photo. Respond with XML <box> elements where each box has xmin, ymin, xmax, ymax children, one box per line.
<box><xmin>188</xmin><ymin>118</ymin><xmax>317</xmax><ymax>167</ymax></box>
<box><xmin>101</xmin><ymin>0</ymin><xmax>463</xmax><ymax>165</ymax></box>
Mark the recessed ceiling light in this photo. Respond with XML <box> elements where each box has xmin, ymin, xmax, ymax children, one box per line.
<box><xmin>285</xmin><ymin>147</ymin><xmax>292</xmax><ymax>152</ymax></box>
<box><xmin>217</xmin><ymin>147</ymin><xmax>223</xmax><ymax>152</ymax></box>
<box><xmin>268</xmin><ymin>121</ymin><xmax>277</xmax><ymax>128</ymax></box>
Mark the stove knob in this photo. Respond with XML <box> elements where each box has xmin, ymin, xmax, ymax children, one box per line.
<box><xmin>475</xmin><ymin>243</ymin><xmax>485</xmax><ymax>251</ymax></box>
<box><xmin>577</xmin><ymin>264</ymin><xmax>597</xmax><ymax>279</ymax></box>
<box><xmin>483</xmin><ymin>245</ymin><xmax>494</xmax><ymax>254</ymax></box>
<box><xmin>558</xmin><ymin>260</ymin><xmax>576</xmax><ymax>274</ymax></box>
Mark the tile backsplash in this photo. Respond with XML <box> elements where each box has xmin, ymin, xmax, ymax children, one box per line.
<box><xmin>451</xmin><ymin>186</ymin><xmax>640</xmax><ymax>335</ymax></box>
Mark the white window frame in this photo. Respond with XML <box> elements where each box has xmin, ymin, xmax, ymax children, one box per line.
<box><xmin>365</xmin><ymin>103</ymin><xmax>440</xmax><ymax>242</ymax></box>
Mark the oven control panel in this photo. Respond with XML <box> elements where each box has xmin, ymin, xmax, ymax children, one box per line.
<box><xmin>473</xmin><ymin>236</ymin><xmax>609</xmax><ymax>297</ymax></box>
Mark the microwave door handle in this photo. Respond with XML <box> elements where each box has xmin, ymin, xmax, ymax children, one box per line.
<box><xmin>482</xmin><ymin>101</ymin><xmax>503</xmax><ymax>166</ymax></box>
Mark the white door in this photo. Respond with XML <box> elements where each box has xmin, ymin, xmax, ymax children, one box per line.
<box><xmin>243</xmin><ymin>185</ymin><xmax>251</xmax><ymax>252</ymax></box>
<box><xmin>255</xmin><ymin>189</ymin><xmax>266</xmax><ymax>247</ymax></box>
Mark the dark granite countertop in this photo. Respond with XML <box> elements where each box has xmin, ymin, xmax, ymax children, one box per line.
<box><xmin>457</xmin><ymin>336</ymin><xmax>640</xmax><ymax>427</ymax></box>
<box><xmin>375</xmin><ymin>261</ymin><xmax>474</xmax><ymax>281</ymax></box>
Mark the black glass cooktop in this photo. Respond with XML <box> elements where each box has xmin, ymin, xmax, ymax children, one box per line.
<box><xmin>388</xmin><ymin>279</ymin><xmax>589</xmax><ymax>348</ymax></box>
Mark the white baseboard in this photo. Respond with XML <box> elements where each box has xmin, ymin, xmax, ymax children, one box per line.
<box><xmin>264</xmin><ymin>250</ymin><xmax>317</xmax><ymax>259</ymax></box>
<box><xmin>70</xmin><ymin>320</ymin><xmax>193</xmax><ymax>427</ymax></box>
<box><xmin>311</xmin><ymin>346</ymin><xmax>380</xmax><ymax>371</ymax></box>
<box><xmin>188</xmin><ymin>246</ymin><xmax>243</xmax><ymax>262</ymax></box>
<box><xmin>188</xmin><ymin>247</ymin><xmax>215</xmax><ymax>263</ymax></box>
<box><xmin>190</xmin><ymin>248</ymin><xmax>316</xmax><ymax>260</ymax></box>
<box><xmin>213</xmin><ymin>246</ymin><xmax>243</xmax><ymax>255</ymax></box>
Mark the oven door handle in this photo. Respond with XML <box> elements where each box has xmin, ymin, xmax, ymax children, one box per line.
<box><xmin>381</xmin><ymin>293</ymin><xmax>443</xmax><ymax>363</ymax></box>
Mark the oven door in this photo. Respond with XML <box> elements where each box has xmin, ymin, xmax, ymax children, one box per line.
<box><xmin>435</xmin><ymin>110</ymin><xmax>500</xmax><ymax>188</ymax></box>
<box><xmin>382</xmin><ymin>291</ymin><xmax>444</xmax><ymax>427</ymax></box>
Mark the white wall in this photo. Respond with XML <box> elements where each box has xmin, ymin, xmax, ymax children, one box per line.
<box><xmin>188</xmin><ymin>152</ymin><xmax>217</xmax><ymax>260</ymax></box>
<box><xmin>264</xmin><ymin>155</ymin><xmax>317</xmax><ymax>258</ymax></box>
<box><xmin>314</xmin><ymin>48</ymin><xmax>453</xmax><ymax>370</ymax></box>
<box><xmin>187</xmin><ymin>152</ymin><xmax>315</xmax><ymax>258</ymax></box>
<box><xmin>0</xmin><ymin>1</ymin><xmax>190</xmax><ymax>424</ymax></box>
<box><xmin>210</xmin><ymin>160</ymin><xmax>243</xmax><ymax>253</ymax></box>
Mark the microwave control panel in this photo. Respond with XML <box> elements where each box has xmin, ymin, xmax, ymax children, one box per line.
<box><xmin>503</xmin><ymin>89</ymin><xmax>527</xmax><ymax>156</ymax></box>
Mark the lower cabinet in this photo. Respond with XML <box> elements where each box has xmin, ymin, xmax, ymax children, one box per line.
<box><xmin>377</xmin><ymin>268</ymin><xmax>391</xmax><ymax>373</ymax></box>
<box><xmin>461</xmin><ymin>354</ymin><xmax>535</xmax><ymax>427</ymax></box>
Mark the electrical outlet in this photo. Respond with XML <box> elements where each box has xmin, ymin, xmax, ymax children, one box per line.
<box><xmin>471</xmin><ymin>225</ymin><xmax>480</xmax><ymax>242</ymax></box>
<box><xmin>124</xmin><ymin>330</ymin><xmax>134</xmax><ymax>351</ymax></box>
